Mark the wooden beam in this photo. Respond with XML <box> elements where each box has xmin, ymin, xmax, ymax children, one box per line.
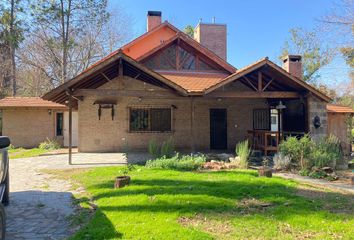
<box><xmin>74</xmin><ymin>89</ymin><xmax>179</xmax><ymax>98</ymax></box>
<box><xmin>101</xmin><ymin>72</ymin><xmax>111</xmax><ymax>82</ymax></box>
<box><xmin>258</xmin><ymin>71</ymin><xmax>263</xmax><ymax>91</ymax></box>
<box><xmin>68</xmin><ymin>94</ymin><xmax>73</xmax><ymax>165</ymax></box>
<box><xmin>118</xmin><ymin>58</ymin><xmax>124</xmax><ymax>89</ymax></box>
<box><xmin>243</xmin><ymin>76</ymin><xmax>258</xmax><ymax>91</ymax></box>
<box><xmin>262</xmin><ymin>78</ymin><xmax>274</xmax><ymax>91</ymax></box>
<box><xmin>206</xmin><ymin>91</ymin><xmax>301</xmax><ymax>98</ymax></box>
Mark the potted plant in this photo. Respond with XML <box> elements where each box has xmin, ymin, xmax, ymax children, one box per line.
<box><xmin>115</xmin><ymin>164</ymin><xmax>134</xmax><ymax>188</ymax></box>
<box><xmin>258</xmin><ymin>157</ymin><xmax>272</xmax><ymax>178</ymax></box>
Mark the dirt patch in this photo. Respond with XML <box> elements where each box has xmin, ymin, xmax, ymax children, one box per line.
<box><xmin>235</xmin><ymin>198</ymin><xmax>273</xmax><ymax>214</ymax></box>
<box><xmin>296</xmin><ymin>184</ymin><xmax>354</xmax><ymax>214</ymax></box>
<box><xmin>278</xmin><ymin>223</ymin><xmax>319</xmax><ymax>239</ymax></box>
<box><xmin>178</xmin><ymin>214</ymin><xmax>233</xmax><ymax>236</ymax></box>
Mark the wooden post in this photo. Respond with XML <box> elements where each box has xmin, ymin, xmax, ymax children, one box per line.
<box><xmin>190</xmin><ymin>97</ymin><xmax>195</xmax><ymax>152</ymax></box>
<box><xmin>68</xmin><ymin>94</ymin><xmax>73</xmax><ymax>165</ymax></box>
<box><xmin>258</xmin><ymin>71</ymin><xmax>262</xmax><ymax>92</ymax></box>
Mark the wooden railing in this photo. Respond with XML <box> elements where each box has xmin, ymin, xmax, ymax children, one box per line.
<box><xmin>247</xmin><ymin>130</ymin><xmax>306</xmax><ymax>155</ymax></box>
<box><xmin>247</xmin><ymin>130</ymin><xmax>281</xmax><ymax>155</ymax></box>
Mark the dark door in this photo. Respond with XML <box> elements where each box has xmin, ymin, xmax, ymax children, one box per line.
<box><xmin>210</xmin><ymin>109</ymin><xmax>227</xmax><ymax>150</ymax></box>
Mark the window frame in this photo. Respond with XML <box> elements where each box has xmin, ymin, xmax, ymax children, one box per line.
<box><xmin>128</xmin><ymin>106</ymin><xmax>173</xmax><ymax>133</ymax></box>
<box><xmin>55</xmin><ymin>112</ymin><xmax>64</xmax><ymax>137</ymax></box>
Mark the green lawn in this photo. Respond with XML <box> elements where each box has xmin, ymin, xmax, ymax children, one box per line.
<box><xmin>8</xmin><ymin>148</ymin><xmax>49</xmax><ymax>159</ymax></box>
<box><xmin>68</xmin><ymin>167</ymin><xmax>354</xmax><ymax>240</ymax></box>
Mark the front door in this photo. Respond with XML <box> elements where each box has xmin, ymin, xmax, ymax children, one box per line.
<box><xmin>210</xmin><ymin>109</ymin><xmax>227</xmax><ymax>150</ymax></box>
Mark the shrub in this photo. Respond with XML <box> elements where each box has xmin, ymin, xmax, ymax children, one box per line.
<box><xmin>160</xmin><ymin>137</ymin><xmax>174</xmax><ymax>158</ymax></box>
<box><xmin>309</xmin><ymin>135</ymin><xmax>342</xmax><ymax>168</ymax></box>
<box><xmin>279</xmin><ymin>135</ymin><xmax>314</xmax><ymax>169</ymax></box>
<box><xmin>148</xmin><ymin>137</ymin><xmax>175</xmax><ymax>159</ymax></box>
<box><xmin>148</xmin><ymin>138</ymin><xmax>160</xmax><ymax>159</ymax></box>
<box><xmin>39</xmin><ymin>138</ymin><xmax>61</xmax><ymax>150</ymax></box>
<box><xmin>273</xmin><ymin>153</ymin><xmax>291</xmax><ymax>170</ymax></box>
<box><xmin>146</xmin><ymin>153</ymin><xmax>206</xmax><ymax>171</ymax></box>
<box><xmin>235</xmin><ymin>140</ymin><xmax>251</xmax><ymax>169</ymax></box>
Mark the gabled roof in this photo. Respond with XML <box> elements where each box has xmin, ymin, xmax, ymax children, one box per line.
<box><xmin>204</xmin><ymin>58</ymin><xmax>332</xmax><ymax>102</ymax></box>
<box><xmin>122</xmin><ymin>21</ymin><xmax>236</xmax><ymax>73</ymax></box>
<box><xmin>43</xmin><ymin>51</ymin><xmax>189</xmax><ymax>103</ymax></box>
<box><xmin>327</xmin><ymin>104</ymin><xmax>354</xmax><ymax>113</ymax></box>
<box><xmin>0</xmin><ymin>97</ymin><xmax>66</xmax><ymax>109</ymax></box>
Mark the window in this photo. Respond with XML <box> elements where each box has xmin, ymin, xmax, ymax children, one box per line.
<box><xmin>253</xmin><ymin>109</ymin><xmax>270</xmax><ymax>130</ymax></box>
<box><xmin>129</xmin><ymin>108</ymin><xmax>171</xmax><ymax>132</ymax></box>
<box><xmin>56</xmin><ymin>112</ymin><xmax>63</xmax><ymax>136</ymax></box>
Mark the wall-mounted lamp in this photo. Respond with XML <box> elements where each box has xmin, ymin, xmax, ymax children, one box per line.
<box><xmin>217</xmin><ymin>98</ymin><xmax>222</xmax><ymax>102</ymax></box>
<box><xmin>48</xmin><ymin>109</ymin><xmax>52</xmax><ymax>115</ymax></box>
<box><xmin>138</xmin><ymin>97</ymin><xmax>142</xmax><ymax>102</ymax></box>
<box><xmin>313</xmin><ymin>115</ymin><xmax>321</xmax><ymax>129</ymax></box>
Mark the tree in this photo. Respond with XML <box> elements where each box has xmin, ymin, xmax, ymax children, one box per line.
<box><xmin>279</xmin><ymin>28</ymin><xmax>334</xmax><ymax>83</ymax></box>
<box><xmin>0</xmin><ymin>0</ymin><xmax>25</xmax><ymax>96</ymax></box>
<box><xmin>29</xmin><ymin>0</ymin><xmax>110</xmax><ymax>84</ymax></box>
<box><xmin>16</xmin><ymin>4</ymin><xmax>132</xmax><ymax>94</ymax></box>
<box><xmin>184</xmin><ymin>25</ymin><xmax>194</xmax><ymax>38</ymax></box>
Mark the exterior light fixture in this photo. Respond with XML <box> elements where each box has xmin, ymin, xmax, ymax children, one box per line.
<box><xmin>276</xmin><ymin>101</ymin><xmax>286</xmax><ymax>110</ymax></box>
<box><xmin>138</xmin><ymin>97</ymin><xmax>142</xmax><ymax>102</ymax></box>
<box><xmin>217</xmin><ymin>98</ymin><xmax>222</xmax><ymax>102</ymax></box>
<box><xmin>48</xmin><ymin>109</ymin><xmax>52</xmax><ymax>115</ymax></box>
<box><xmin>313</xmin><ymin>116</ymin><xmax>321</xmax><ymax>129</ymax></box>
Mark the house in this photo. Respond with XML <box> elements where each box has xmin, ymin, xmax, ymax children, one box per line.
<box><xmin>327</xmin><ymin>104</ymin><xmax>354</xmax><ymax>155</ymax></box>
<box><xmin>2</xmin><ymin>11</ymin><xmax>352</xmax><ymax>158</ymax></box>
<box><xmin>0</xmin><ymin>97</ymin><xmax>78</xmax><ymax>148</ymax></box>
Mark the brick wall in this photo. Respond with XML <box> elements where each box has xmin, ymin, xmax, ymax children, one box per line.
<box><xmin>78</xmin><ymin>77</ymin><xmax>268</xmax><ymax>152</ymax></box>
<box><xmin>308</xmin><ymin>95</ymin><xmax>328</xmax><ymax>141</ymax></box>
<box><xmin>2</xmin><ymin>108</ymin><xmax>63</xmax><ymax>148</ymax></box>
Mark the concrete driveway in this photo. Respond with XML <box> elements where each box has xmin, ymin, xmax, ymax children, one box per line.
<box><xmin>6</xmin><ymin>152</ymin><xmax>149</xmax><ymax>240</ymax></box>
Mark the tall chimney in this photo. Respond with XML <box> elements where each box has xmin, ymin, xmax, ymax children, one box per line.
<box><xmin>282</xmin><ymin>55</ymin><xmax>303</xmax><ymax>79</ymax></box>
<box><xmin>147</xmin><ymin>11</ymin><xmax>162</xmax><ymax>32</ymax></box>
<box><xmin>194</xmin><ymin>22</ymin><xmax>227</xmax><ymax>60</ymax></box>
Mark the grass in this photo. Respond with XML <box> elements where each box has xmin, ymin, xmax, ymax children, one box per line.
<box><xmin>8</xmin><ymin>147</ymin><xmax>49</xmax><ymax>159</ymax></box>
<box><xmin>64</xmin><ymin>167</ymin><xmax>354</xmax><ymax>240</ymax></box>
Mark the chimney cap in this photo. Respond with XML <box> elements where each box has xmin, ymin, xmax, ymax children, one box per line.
<box><xmin>147</xmin><ymin>11</ymin><xmax>162</xmax><ymax>17</ymax></box>
<box><xmin>282</xmin><ymin>54</ymin><xmax>302</xmax><ymax>63</ymax></box>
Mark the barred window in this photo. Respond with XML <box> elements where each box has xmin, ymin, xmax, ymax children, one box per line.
<box><xmin>129</xmin><ymin>108</ymin><xmax>171</xmax><ymax>132</ymax></box>
<box><xmin>253</xmin><ymin>109</ymin><xmax>270</xmax><ymax>130</ymax></box>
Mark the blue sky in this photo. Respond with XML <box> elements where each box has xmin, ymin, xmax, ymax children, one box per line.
<box><xmin>110</xmin><ymin>0</ymin><xmax>351</xmax><ymax>88</ymax></box>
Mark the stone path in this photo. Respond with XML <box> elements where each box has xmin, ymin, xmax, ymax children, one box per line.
<box><xmin>275</xmin><ymin>172</ymin><xmax>354</xmax><ymax>194</ymax></box>
<box><xmin>6</xmin><ymin>152</ymin><xmax>149</xmax><ymax>240</ymax></box>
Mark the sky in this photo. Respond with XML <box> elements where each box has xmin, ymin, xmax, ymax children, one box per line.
<box><xmin>109</xmin><ymin>0</ymin><xmax>351</xmax><ymax>89</ymax></box>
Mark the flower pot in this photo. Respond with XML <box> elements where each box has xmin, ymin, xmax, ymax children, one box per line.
<box><xmin>114</xmin><ymin>176</ymin><xmax>131</xmax><ymax>188</ymax></box>
<box><xmin>258</xmin><ymin>167</ymin><xmax>272</xmax><ymax>178</ymax></box>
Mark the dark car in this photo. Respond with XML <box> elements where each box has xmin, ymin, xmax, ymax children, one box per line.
<box><xmin>0</xmin><ymin>136</ymin><xmax>10</xmax><ymax>239</ymax></box>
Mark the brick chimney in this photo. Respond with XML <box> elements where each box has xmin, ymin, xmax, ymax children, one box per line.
<box><xmin>147</xmin><ymin>11</ymin><xmax>162</xmax><ymax>32</ymax></box>
<box><xmin>194</xmin><ymin>23</ymin><xmax>227</xmax><ymax>60</ymax></box>
<box><xmin>282</xmin><ymin>55</ymin><xmax>303</xmax><ymax>79</ymax></box>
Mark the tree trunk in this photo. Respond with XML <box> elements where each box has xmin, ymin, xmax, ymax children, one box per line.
<box><xmin>9</xmin><ymin>0</ymin><xmax>16</xmax><ymax>96</ymax></box>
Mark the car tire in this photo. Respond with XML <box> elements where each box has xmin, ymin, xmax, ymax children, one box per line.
<box><xmin>2</xmin><ymin>172</ymin><xmax>9</xmax><ymax>206</ymax></box>
<box><xmin>0</xmin><ymin>204</ymin><xmax>6</xmax><ymax>240</ymax></box>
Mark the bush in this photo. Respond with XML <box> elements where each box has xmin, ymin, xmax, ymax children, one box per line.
<box><xmin>148</xmin><ymin>137</ymin><xmax>175</xmax><ymax>159</ymax></box>
<box><xmin>273</xmin><ymin>153</ymin><xmax>291</xmax><ymax>170</ymax></box>
<box><xmin>146</xmin><ymin>153</ymin><xmax>206</xmax><ymax>171</ymax></box>
<box><xmin>279</xmin><ymin>134</ymin><xmax>342</xmax><ymax>170</ymax></box>
<box><xmin>160</xmin><ymin>137</ymin><xmax>174</xmax><ymax>158</ymax></box>
<box><xmin>235</xmin><ymin>140</ymin><xmax>251</xmax><ymax>169</ymax></box>
<box><xmin>148</xmin><ymin>138</ymin><xmax>160</xmax><ymax>159</ymax></box>
<box><xmin>39</xmin><ymin>138</ymin><xmax>61</xmax><ymax>150</ymax></box>
<box><xmin>279</xmin><ymin>135</ymin><xmax>314</xmax><ymax>169</ymax></box>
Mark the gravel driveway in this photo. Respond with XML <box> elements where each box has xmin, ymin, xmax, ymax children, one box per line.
<box><xmin>5</xmin><ymin>152</ymin><xmax>149</xmax><ymax>240</ymax></box>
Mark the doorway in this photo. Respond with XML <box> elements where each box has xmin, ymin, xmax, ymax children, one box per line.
<box><xmin>210</xmin><ymin>109</ymin><xmax>227</xmax><ymax>150</ymax></box>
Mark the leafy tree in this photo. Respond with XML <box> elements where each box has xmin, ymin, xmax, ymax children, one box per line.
<box><xmin>184</xmin><ymin>25</ymin><xmax>194</xmax><ymax>38</ymax></box>
<box><xmin>0</xmin><ymin>0</ymin><xmax>25</xmax><ymax>96</ymax></box>
<box><xmin>279</xmin><ymin>28</ymin><xmax>334</xmax><ymax>83</ymax></box>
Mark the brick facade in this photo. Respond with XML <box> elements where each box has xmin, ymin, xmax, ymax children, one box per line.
<box><xmin>2</xmin><ymin>108</ymin><xmax>64</xmax><ymax>148</ymax></box>
<box><xmin>78</xmin><ymin>77</ymin><xmax>268</xmax><ymax>152</ymax></box>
